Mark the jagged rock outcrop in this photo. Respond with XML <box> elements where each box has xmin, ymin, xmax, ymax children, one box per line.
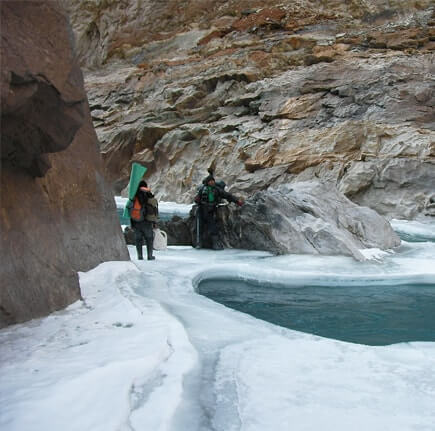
<box><xmin>219</xmin><ymin>181</ymin><xmax>401</xmax><ymax>259</ymax></box>
<box><xmin>0</xmin><ymin>1</ymin><xmax>129</xmax><ymax>328</ymax></box>
<box><xmin>64</xmin><ymin>0</ymin><xmax>435</xmax><ymax>220</ymax></box>
<box><xmin>163</xmin><ymin>181</ymin><xmax>401</xmax><ymax>260</ymax></box>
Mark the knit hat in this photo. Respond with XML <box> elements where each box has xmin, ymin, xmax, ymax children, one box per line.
<box><xmin>204</xmin><ymin>175</ymin><xmax>215</xmax><ymax>184</ymax></box>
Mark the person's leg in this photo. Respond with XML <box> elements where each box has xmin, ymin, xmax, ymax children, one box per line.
<box><xmin>195</xmin><ymin>205</ymin><xmax>202</xmax><ymax>248</ymax></box>
<box><xmin>144</xmin><ymin>222</ymin><xmax>155</xmax><ymax>260</ymax></box>
<box><xmin>200</xmin><ymin>206</ymin><xmax>211</xmax><ymax>248</ymax></box>
<box><xmin>208</xmin><ymin>211</ymin><xmax>223</xmax><ymax>250</ymax></box>
<box><xmin>134</xmin><ymin>226</ymin><xmax>144</xmax><ymax>260</ymax></box>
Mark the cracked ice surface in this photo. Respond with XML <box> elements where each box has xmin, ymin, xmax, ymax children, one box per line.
<box><xmin>1</xmin><ymin>220</ymin><xmax>435</xmax><ymax>431</ymax></box>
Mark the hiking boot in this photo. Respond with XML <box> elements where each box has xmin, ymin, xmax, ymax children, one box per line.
<box><xmin>136</xmin><ymin>245</ymin><xmax>143</xmax><ymax>260</ymax></box>
<box><xmin>146</xmin><ymin>243</ymin><xmax>155</xmax><ymax>260</ymax></box>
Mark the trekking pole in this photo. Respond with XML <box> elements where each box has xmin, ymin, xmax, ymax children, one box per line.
<box><xmin>195</xmin><ymin>205</ymin><xmax>201</xmax><ymax>249</ymax></box>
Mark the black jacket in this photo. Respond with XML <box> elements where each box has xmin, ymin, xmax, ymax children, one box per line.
<box><xmin>195</xmin><ymin>184</ymin><xmax>238</xmax><ymax>208</ymax></box>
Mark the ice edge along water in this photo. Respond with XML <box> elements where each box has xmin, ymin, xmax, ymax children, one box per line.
<box><xmin>1</xmin><ymin>218</ymin><xmax>435</xmax><ymax>431</ymax></box>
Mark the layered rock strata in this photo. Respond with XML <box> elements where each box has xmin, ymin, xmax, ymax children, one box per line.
<box><xmin>65</xmin><ymin>0</ymin><xmax>435</xmax><ymax>219</ymax></box>
<box><xmin>0</xmin><ymin>1</ymin><xmax>129</xmax><ymax>327</ymax></box>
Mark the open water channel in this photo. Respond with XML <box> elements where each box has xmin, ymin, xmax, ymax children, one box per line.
<box><xmin>198</xmin><ymin>222</ymin><xmax>435</xmax><ymax>346</ymax></box>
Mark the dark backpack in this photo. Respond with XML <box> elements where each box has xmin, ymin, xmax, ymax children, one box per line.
<box><xmin>145</xmin><ymin>197</ymin><xmax>158</xmax><ymax>222</ymax></box>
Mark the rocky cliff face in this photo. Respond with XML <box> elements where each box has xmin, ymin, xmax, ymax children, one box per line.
<box><xmin>65</xmin><ymin>0</ymin><xmax>434</xmax><ymax>219</ymax></box>
<box><xmin>0</xmin><ymin>1</ymin><xmax>129</xmax><ymax>327</ymax></box>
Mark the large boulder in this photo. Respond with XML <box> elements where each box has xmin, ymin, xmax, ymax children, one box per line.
<box><xmin>0</xmin><ymin>1</ymin><xmax>129</xmax><ymax>328</ymax></box>
<box><xmin>224</xmin><ymin>181</ymin><xmax>401</xmax><ymax>260</ymax></box>
<box><xmin>175</xmin><ymin>181</ymin><xmax>400</xmax><ymax>260</ymax></box>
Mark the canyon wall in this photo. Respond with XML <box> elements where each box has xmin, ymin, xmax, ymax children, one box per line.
<box><xmin>0</xmin><ymin>1</ymin><xmax>129</xmax><ymax>327</ymax></box>
<box><xmin>64</xmin><ymin>0</ymin><xmax>435</xmax><ymax>219</ymax></box>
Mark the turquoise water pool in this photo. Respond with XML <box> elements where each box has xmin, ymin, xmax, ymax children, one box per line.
<box><xmin>197</xmin><ymin>279</ymin><xmax>435</xmax><ymax>345</ymax></box>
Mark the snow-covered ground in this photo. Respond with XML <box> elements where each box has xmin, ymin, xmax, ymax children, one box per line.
<box><xmin>1</xmin><ymin>220</ymin><xmax>435</xmax><ymax>431</ymax></box>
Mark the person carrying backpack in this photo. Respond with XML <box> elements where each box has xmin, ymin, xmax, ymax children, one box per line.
<box><xmin>130</xmin><ymin>180</ymin><xmax>159</xmax><ymax>260</ymax></box>
<box><xmin>194</xmin><ymin>172</ymin><xmax>243</xmax><ymax>250</ymax></box>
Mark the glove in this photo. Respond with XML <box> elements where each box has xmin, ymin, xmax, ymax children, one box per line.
<box><xmin>236</xmin><ymin>199</ymin><xmax>244</xmax><ymax>207</ymax></box>
<box><xmin>194</xmin><ymin>196</ymin><xmax>200</xmax><ymax>204</ymax></box>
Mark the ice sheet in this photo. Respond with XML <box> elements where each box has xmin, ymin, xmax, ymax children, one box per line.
<box><xmin>1</xmin><ymin>220</ymin><xmax>435</xmax><ymax>431</ymax></box>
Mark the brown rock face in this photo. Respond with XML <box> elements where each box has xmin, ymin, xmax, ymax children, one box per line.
<box><xmin>0</xmin><ymin>1</ymin><xmax>129</xmax><ymax>327</ymax></box>
<box><xmin>1</xmin><ymin>1</ymin><xmax>87</xmax><ymax>177</ymax></box>
<box><xmin>65</xmin><ymin>0</ymin><xmax>435</xmax><ymax>219</ymax></box>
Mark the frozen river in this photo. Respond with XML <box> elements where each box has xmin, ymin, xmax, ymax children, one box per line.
<box><xmin>1</xmin><ymin>217</ymin><xmax>434</xmax><ymax>431</ymax></box>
